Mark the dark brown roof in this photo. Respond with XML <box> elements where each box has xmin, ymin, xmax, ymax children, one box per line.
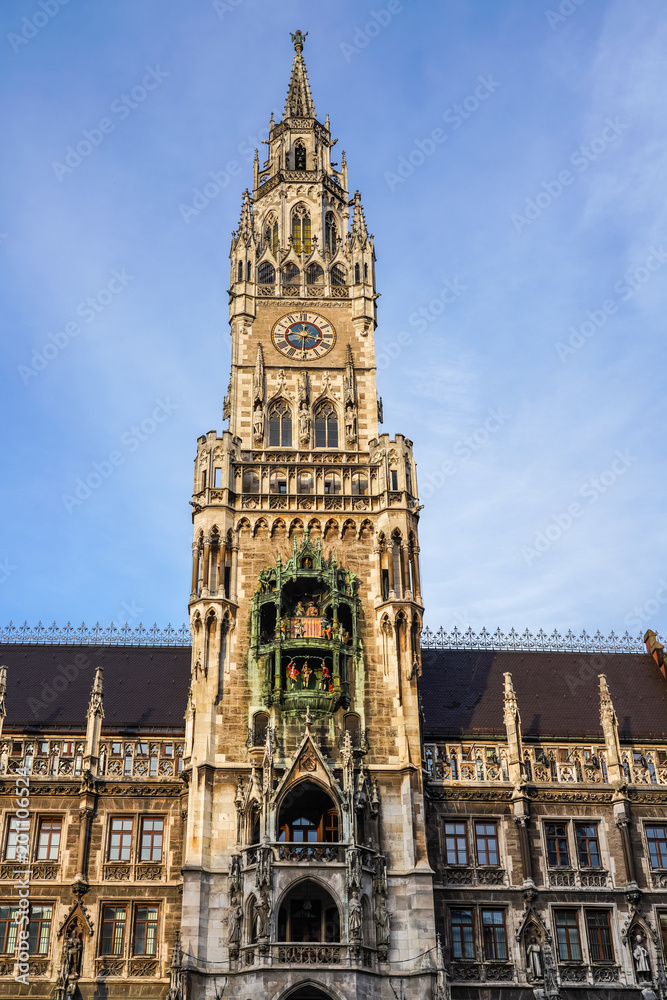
<box><xmin>0</xmin><ymin>644</ymin><xmax>191</xmax><ymax>731</ymax></box>
<box><xmin>420</xmin><ymin>648</ymin><xmax>667</xmax><ymax>742</ymax></box>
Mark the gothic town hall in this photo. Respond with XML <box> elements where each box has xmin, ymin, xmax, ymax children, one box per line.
<box><xmin>2</xmin><ymin>32</ymin><xmax>667</xmax><ymax>1000</ymax></box>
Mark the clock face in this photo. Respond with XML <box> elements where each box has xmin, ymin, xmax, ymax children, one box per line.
<box><xmin>271</xmin><ymin>312</ymin><xmax>336</xmax><ymax>360</ymax></box>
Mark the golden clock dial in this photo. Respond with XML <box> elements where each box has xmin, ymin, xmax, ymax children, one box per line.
<box><xmin>271</xmin><ymin>312</ymin><xmax>336</xmax><ymax>360</ymax></box>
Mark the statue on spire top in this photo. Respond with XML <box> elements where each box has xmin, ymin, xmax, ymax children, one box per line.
<box><xmin>290</xmin><ymin>30</ymin><xmax>308</xmax><ymax>53</ymax></box>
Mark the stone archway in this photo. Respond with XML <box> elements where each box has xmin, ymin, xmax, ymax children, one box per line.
<box><xmin>282</xmin><ymin>986</ymin><xmax>336</xmax><ymax>1000</ymax></box>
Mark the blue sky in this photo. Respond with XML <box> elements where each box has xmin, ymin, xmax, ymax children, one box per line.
<box><xmin>1</xmin><ymin>0</ymin><xmax>666</xmax><ymax>638</ymax></box>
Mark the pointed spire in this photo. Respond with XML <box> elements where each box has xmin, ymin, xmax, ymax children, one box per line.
<box><xmin>285</xmin><ymin>31</ymin><xmax>315</xmax><ymax>119</ymax></box>
<box><xmin>503</xmin><ymin>672</ymin><xmax>523</xmax><ymax>784</ymax></box>
<box><xmin>87</xmin><ymin>664</ymin><xmax>104</xmax><ymax>720</ymax></box>
<box><xmin>350</xmin><ymin>190</ymin><xmax>369</xmax><ymax>241</ymax></box>
<box><xmin>253</xmin><ymin>343</ymin><xmax>265</xmax><ymax>406</ymax></box>
<box><xmin>599</xmin><ymin>674</ymin><xmax>623</xmax><ymax>783</ymax></box>
<box><xmin>237</xmin><ymin>188</ymin><xmax>253</xmax><ymax>242</ymax></box>
<box><xmin>344</xmin><ymin>344</ymin><xmax>357</xmax><ymax>406</ymax></box>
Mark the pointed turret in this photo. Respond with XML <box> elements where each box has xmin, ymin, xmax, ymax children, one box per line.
<box><xmin>84</xmin><ymin>663</ymin><xmax>104</xmax><ymax>773</ymax></box>
<box><xmin>344</xmin><ymin>344</ymin><xmax>357</xmax><ymax>406</ymax></box>
<box><xmin>350</xmin><ymin>190</ymin><xmax>369</xmax><ymax>243</ymax></box>
<box><xmin>253</xmin><ymin>343</ymin><xmax>265</xmax><ymax>406</ymax></box>
<box><xmin>237</xmin><ymin>189</ymin><xmax>254</xmax><ymax>243</ymax></box>
<box><xmin>284</xmin><ymin>30</ymin><xmax>315</xmax><ymax>119</ymax></box>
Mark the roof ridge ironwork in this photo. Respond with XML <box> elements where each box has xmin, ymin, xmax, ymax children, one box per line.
<box><xmin>420</xmin><ymin>625</ymin><xmax>652</xmax><ymax>654</ymax></box>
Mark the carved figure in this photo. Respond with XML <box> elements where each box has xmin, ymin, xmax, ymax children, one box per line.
<box><xmin>254</xmin><ymin>890</ymin><xmax>271</xmax><ymax>939</ymax></box>
<box><xmin>633</xmin><ymin>934</ymin><xmax>651</xmax><ymax>980</ymax></box>
<box><xmin>301</xmin><ymin>661</ymin><xmax>312</xmax><ymax>688</ymax></box>
<box><xmin>298</xmin><ymin>405</ymin><xmax>310</xmax><ymax>444</ymax></box>
<box><xmin>228</xmin><ymin>903</ymin><xmax>243</xmax><ymax>946</ymax></box>
<box><xmin>64</xmin><ymin>925</ymin><xmax>83</xmax><ymax>978</ymax></box>
<box><xmin>349</xmin><ymin>889</ymin><xmax>362</xmax><ymax>940</ymax></box>
<box><xmin>295</xmin><ymin>601</ymin><xmax>305</xmax><ymax>616</ymax></box>
<box><xmin>287</xmin><ymin>661</ymin><xmax>300</xmax><ymax>689</ymax></box>
<box><xmin>253</xmin><ymin>404</ymin><xmax>264</xmax><ymax>443</ymax></box>
<box><xmin>306</xmin><ymin>600</ymin><xmax>318</xmax><ymax>616</ymax></box>
<box><xmin>291</xmin><ymin>29</ymin><xmax>308</xmax><ymax>52</ymax></box>
<box><xmin>345</xmin><ymin>404</ymin><xmax>356</xmax><ymax>442</ymax></box>
<box><xmin>320</xmin><ymin>664</ymin><xmax>331</xmax><ymax>689</ymax></box>
<box><xmin>375</xmin><ymin>896</ymin><xmax>391</xmax><ymax>947</ymax></box>
<box><xmin>293</xmin><ymin>618</ymin><xmax>304</xmax><ymax>638</ymax></box>
<box><xmin>526</xmin><ymin>936</ymin><xmax>543</xmax><ymax>980</ymax></box>
<box><xmin>322</xmin><ymin>619</ymin><xmax>332</xmax><ymax>640</ymax></box>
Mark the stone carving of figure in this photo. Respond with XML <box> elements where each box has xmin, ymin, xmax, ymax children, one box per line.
<box><xmin>349</xmin><ymin>889</ymin><xmax>362</xmax><ymax>941</ymax></box>
<box><xmin>527</xmin><ymin>936</ymin><xmax>543</xmax><ymax>980</ymax></box>
<box><xmin>253</xmin><ymin>404</ymin><xmax>264</xmax><ymax>444</ymax></box>
<box><xmin>65</xmin><ymin>925</ymin><xmax>83</xmax><ymax>978</ymax></box>
<box><xmin>345</xmin><ymin>404</ymin><xmax>356</xmax><ymax>442</ymax></box>
<box><xmin>299</xmin><ymin>405</ymin><xmax>310</xmax><ymax>444</ymax></box>
<box><xmin>633</xmin><ymin>934</ymin><xmax>651</xmax><ymax>980</ymax></box>
<box><xmin>228</xmin><ymin>902</ymin><xmax>243</xmax><ymax>946</ymax></box>
<box><xmin>375</xmin><ymin>895</ymin><xmax>391</xmax><ymax>948</ymax></box>
<box><xmin>255</xmin><ymin>890</ymin><xmax>271</xmax><ymax>939</ymax></box>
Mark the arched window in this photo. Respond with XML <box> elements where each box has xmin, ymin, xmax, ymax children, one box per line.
<box><xmin>237</xmin><ymin>261</ymin><xmax>243</xmax><ymax>282</ymax></box>
<box><xmin>269</xmin><ymin>402</ymin><xmax>292</xmax><ymax>447</ymax></box>
<box><xmin>242</xmin><ymin>469</ymin><xmax>260</xmax><ymax>493</ymax></box>
<box><xmin>278</xmin><ymin>783</ymin><xmax>339</xmax><ymax>843</ymax></box>
<box><xmin>330</xmin><ymin>264</ymin><xmax>346</xmax><ymax>286</ymax></box>
<box><xmin>269</xmin><ymin>469</ymin><xmax>287</xmax><ymax>494</ymax></box>
<box><xmin>315</xmin><ymin>402</ymin><xmax>338</xmax><ymax>448</ymax></box>
<box><xmin>364</xmin><ymin>262</ymin><xmax>368</xmax><ymax>279</ymax></box>
<box><xmin>306</xmin><ymin>263</ymin><xmax>324</xmax><ymax>285</ymax></box>
<box><xmin>292</xmin><ymin>206</ymin><xmax>311</xmax><ymax>254</ymax></box>
<box><xmin>258</xmin><ymin>261</ymin><xmax>275</xmax><ymax>284</ymax></box>
<box><xmin>294</xmin><ymin>141</ymin><xmax>307</xmax><ymax>170</ymax></box>
<box><xmin>325</xmin><ymin>212</ymin><xmax>337</xmax><ymax>254</ymax></box>
<box><xmin>252</xmin><ymin>712</ymin><xmax>269</xmax><ymax>747</ymax></box>
<box><xmin>351</xmin><ymin>472</ymin><xmax>368</xmax><ymax>496</ymax></box>
<box><xmin>297</xmin><ymin>471</ymin><xmax>314</xmax><ymax>494</ymax></box>
<box><xmin>344</xmin><ymin>712</ymin><xmax>361</xmax><ymax>747</ymax></box>
<box><xmin>264</xmin><ymin>217</ymin><xmax>278</xmax><ymax>254</ymax></box>
<box><xmin>282</xmin><ymin>262</ymin><xmax>300</xmax><ymax>285</ymax></box>
<box><xmin>278</xmin><ymin>881</ymin><xmax>340</xmax><ymax>943</ymax></box>
<box><xmin>354</xmin><ymin>263</ymin><xmax>361</xmax><ymax>285</ymax></box>
<box><xmin>246</xmin><ymin>261</ymin><xmax>251</xmax><ymax>281</ymax></box>
<box><xmin>324</xmin><ymin>472</ymin><xmax>341</xmax><ymax>495</ymax></box>
<box><xmin>249</xmin><ymin>804</ymin><xmax>261</xmax><ymax>846</ymax></box>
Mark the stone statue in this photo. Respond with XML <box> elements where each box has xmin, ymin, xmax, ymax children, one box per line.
<box><xmin>299</xmin><ymin>405</ymin><xmax>310</xmax><ymax>444</ymax></box>
<box><xmin>228</xmin><ymin>902</ymin><xmax>243</xmax><ymax>946</ymax></box>
<box><xmin>253</xmin><ymin>404</ymin><xmax>264</xmax><ymax>444</ymax></box>
<box><xmin>64</xmin><ymin>924</ymin><xmax>83</xmax><ymax>978</ymax></box>
<box><xmin>375</xmin><ymin>896</ymin><xmax>391</xmax><ymax>947</ymax></box>
<box><xmin>526</xmin><ymin>936</ymin><xmax>543</xmax><ymax>980</ymax></box>
<box><xmin>345</xmin><ymin>404</ymin><xmax>356</xmax><ymax>443</ymax></box>
<box><xmin>255</xmin><ymin>890</ymin><xmax>271</xmax><ymax>939</ymax></box>
<box><xmin>348</xmin><ymin>889</ymin><xmax>362</xmax><ymax>941</ymax></box>
<box><xmin>633</xmin><ymin>934</ymin><xmax>651</xmax><ymax>981</ymax></box>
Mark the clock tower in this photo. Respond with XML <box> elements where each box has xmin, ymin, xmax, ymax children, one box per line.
<box><xmin>181</xmin><ymin>30</ymin><xmax>439</xmax><ymax>1000</ymax></box>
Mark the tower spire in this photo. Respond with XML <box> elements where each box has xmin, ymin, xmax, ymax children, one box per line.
<box><xmin>285</xmin><ymin>30</ymin><xmax>315</xmax><ymax>119</ymax></box>
<box><xmin>350</xmin><ymin>190</ymin><xmax>369</xmax><ymax>242</ymax></box>
<box><xmin>237</xmin><ymin>189</ymin><xmax>253</xmax><ymax>242</ymax></box>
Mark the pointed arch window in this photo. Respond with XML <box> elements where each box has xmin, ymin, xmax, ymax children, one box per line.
<box><xmin>315</xmin><ymin>402</ymin><xmax>338</xmax><ymax>448</ymax></box>
<box><xmin>292</xmin><ymin>206</ymin><xmax>311</xmax><ymax>254</ymax></box>
<box><xmin>351</xmin><ymin>472</ymin><xmax>368</xmax><ymax>496</ymax></box>
<box><xmin>294</xmin><ymin>141</ymin><xmax>307</xmax><ymax>170</ymax></box>
<box><xmin>242</xmin><ymin>469</ymin><xmax>260</xmax><ymax>493</ymax></box>
<box><xmin>258</xmin><ymin>261</ymin><xmax>275</xmax><ymax>285</ymax></box>
<box><xmin>330</xmin><ymin>264</ymin><xmax>346</xmax><ymax>286</ymax></box>
<box><xmin>306</xmin><ymin>263</ymin><xmax>324</xmax><ymax>285</ymax></box>
<box><xmin>324</xmin><ymin>471</ymin><xmax>341</xmax><ymax>495</ymax></box>
<box><xmin>269</xmin><ymin>401</ymin><xmax>292</xmax><ymax>447</ymax></box>
<box><xmin>325</xmin><ymin>212</ymin><xmax>337</xmax><ymax>254</ymax></box>
<box><xmin>264</xmin><ymin>217</ymin><xmax>278</xmax><ymax>254</ymax></box>
<box><xmin>354</xmin><ymin>263</ymin><xmax>361</xmax><ymax>285</ymax></box>
<box><xmin>282</xmin><ymin>262</ymin><xmax>300</xmax><ymax>285</ymax></box>
<box><xmin>237</xmin><ymin>261</ymin><xmax>243</xmax><ymax>282</ymax></box>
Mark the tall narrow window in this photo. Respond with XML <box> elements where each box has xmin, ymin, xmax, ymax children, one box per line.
<box><xmin>306</xmin><ymin>263</ymin><xmax>324</xmax><ymax>285</ymax></box>
<box><xmin>482</xmin><ymin>909</ymin><xmax>507</xmax><ymax>961</ymax></box>
<box><xmin>36</xmin><ymin>819</ymin><xmax>62</xmax><ymax>861</ymax></box>
<box><xmin>351</xmin><ymin>472</ymin><xmax>368</xmax><ymax>496</ymax></box>
<box><xmin>28</xmin><ymin>906</ymin><xmax>52</xmax><ymax>955</ymax></box>
<box><xmin>269</xmin><ymin>402</ymin><xmax>292</xmax><ymax>447</ymax></box>
<box><xmin>140</xmin><ymin>818</ymin><xmax>164</xmax><ymax>862</ymax></box>
<box><xmin>133</xmin><ymin>905</ymin><xmax>159</xmax><ymax>956</ymax></box>
<box><xmin>451</xmin><ymin>909</ymin><xmax>475</xmax><ymax>959</ymax></box>
<box><xmin>0</xmin><ymin>906</ymin><xmax>18</xmax><ymax>954</ymax></box>
<box><xmin>269</xmin><ymin>469</ymin><xmax>287</xmax><ymax>494</ymax></box>
<box><xmin>330</xmin><ymin>263</ymin><xmax>346</xmax><ymax>286</ymax></box>
<box><xmin>389</xmin><ymin>468</ymin><xmax>399</xmax><ymax>491</ymax></box>
<box><xmin>354</xmin><ymin>263</ymin><xmax>361</xmax><ymax>285</ymax></box>
<box><xmin>475</xmin><ymin>822</ymin><xmax>499</xmax><ymax>866</ymax></box>
<box><xmin>315</xmin><ymin>402</ymin><xmax>338</xmax><ymax>448</ymax></box>
<box><xmin>297</xmin><ymin>471</ymin><xmax>314</xmax><ymax>495</ymax></box>
<box><xmin>242</xmin><ymin>469</ymin><xmax>260</xmax><ymax>493</ymax></box>
<box><xmin>258</xmin><ymin>261</ymin><xmax>275</xmax><ymax>284</ymax></box>
<box><xmin>444</xmin><ymin>822</ymin><xmax>468</xmax><ymax>865</ymax></box>
<box><xmin>246</xmin><ymin>261</ymin><xmax>251</xmax><ymax>281</ymax></box>
<box><xmin>324</xmin><ymin>471</ymin><xmax>341</xmax><ymax>494</ymax></box>
<box><xmin>5</xmin><ymin>816</ymin><xmax>31</xmax><ymax>861</ymax></box>
<box><xmin>555</xmin><ymin>910</ymin><xmax>581</xmax><ymax>962</ymax></box>
<box><xmin>586</xmin><ymin>911</ymin><xmax>614</xmax><ymax>962</ymax></box>
<box><xmin>108</xmin><ymin>818</ymin><xmax>134</xmax><ymax>862</ymax></box>
<box><xmin>264</xmin><ymin>217</ymin><xmax>278</xmax><ymax>254</ymax></box>
<box><xmin>647</xmin><ymin>825</ymin><xmax>667</xmax><ymax>868</ymax></box>
<box><xmin>545</xmin><ymin>823</ymin><xmax>570</xmax><ymax>867</ymax></box>
<box><xmin>575</xmin><ymin>824</ymin><xmax>601</xmax><ymax>868</ymax></box>
<box><xmin>282</xmin><ymin>262</ymin><xmax>300</xmax><ymax>285</ymax></box>
<box><xmin>237</xmin><ymin>261</ymin><xmax>242</xmax><ymax>282</ymax></box>
<box><xmin>292</xmin><ymin>206</ymin><xmax>311</xmax><ymax>253</ymax></box>
<box><xmin>101</xmin><ymin>905</ymin><xmax>127</xmax><ymax>956</ymax></box>
<box><xmin>325</xmin><ymin>212</ymin><xmax>337</xmax><ymax>254</ymax></box>
<box><xmin>294</xmin><ymin>141</ymin><xmax>307</xmax><ymax>170</ymax></box>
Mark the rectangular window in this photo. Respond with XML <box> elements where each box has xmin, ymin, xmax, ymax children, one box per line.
<box><xmin>575</xmin><ymin>823</ymin><xmax>601</xmax><ymax>868</ymax></box>
<box><xmin>214</xmin><ymin>467</ymin><xmax>222</xmax><ymax>488</ymax></box>
<box><xmin>0</xmin><ymin>906</ymin><xmax>18</xmax><ymax>954</ymax></box>
<box><xmin>28</xmin><ymin>905</ymin><xmax>52</xmax><ymax>955</ymax></box>
<box><xmin>555</xmin><ymin>910</ymin><xmax>581</xmax><ymax>962</ymax></box>
<box><xmin>36</xmin><ymin>818</ymin><xmax>62</xmax><ymax>861</ymax></box>
<box><xmin>133</xmin><ymin>905</ymin><xmax>159</xmax><ymax>956</ymax></box>
<box><xmin>101</xmin><ymin>905</ymin><xmax>127</xmax><ymax>956</ymax></box>
<box><xmin>5</xmin><ymin>816</ymin><xmax>31</xmax><ymax>861</ymax></box>
<box><xmin>451</xmin><ymin>909</ymin><xmax>475</xmax><ymax>960</ymax></box>
<box><xmin>140</xmin><ymin>818</ymin><xmax>164</xmax><ymax>862</ymax></box>
<box><xmin>586</xmin><ymin>910</ymin><xmax>614</xmax><ymax>963</ymax></box>
<box><xmin>444</xmin><ymin>822</ymin><xmax>468</xmax><ymax>865</ymax></box>
<box><xmin>108</xmin><ymin>818</ymin><xmax>134</xmax><ymax>862</ymax></box>
<box><xmin>475</xmin><ymin>821</ymin><xmax>499</xmax><ymax>866</ymax></box>
<box><xmin>647</xmin><ymin>825</ymin><xmax>667</xmax><ymax>869</ymax></box>
<box><xmin>111</xmin><ymin>742</ymin><xmax>122</xmax><ymax>756</ymax></box>
<box><xmin>390</xmin><ymin>469</ymin><xmax>399</xmax><ymax>491</ymax></box>
<box><xmin>545</xmin><ymin>823</ymin><xmax>570</xmax><ymax>867</ymax></box>
<box><xmin>482</xmin><ymin>909</ymin><xmax>507</xmax><ymax>961</ymax></box>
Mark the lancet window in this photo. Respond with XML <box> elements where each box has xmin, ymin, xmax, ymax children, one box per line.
<box><xmin>294</xmin><ymin>140</ymin><xmax>307</xmax><ymax>170</ymax></box>
<box><xmin>314</xmin><ymin>402</ymin><xmax>338</xmax><ymax>448</ymax></box>
<box><xmin>264</xmin><ymin>216</ymin><xmax>278</xmax><ymax>254</ymax></box>
<box><xmin>268</xmin><ymin>401</ymin><xmax>292</xmax><ymax>447</ymax></box>
<box><xmin>292</xmin><ymin>205</ymin><xmax>311</xmax><ymax>254</ymax></box>
<box><xmin>258</xmin><ymin>261</ymin><xmax>275</xmax><ymax>284</ymax></box>
<box><xmin>324</xmin><ymin>212</ymin><xmax>337</xmax><ymax>254</ymax></box>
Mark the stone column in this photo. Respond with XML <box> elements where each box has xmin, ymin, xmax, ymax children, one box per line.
<box><xmin>231</xmin><ymin>542</ymin><xmax>239</xmax><ymax>601</ymax></box>
<box><xmin>191</xmin><ymin>544</ymin><xmax>200</xmax><ymax>597</ymax></box>
<box><xmin>201</xmin><ymin>535</ymin><xmax>211</xmax><ymax>595</ymax></box>
<box><xmin>386</xmin><ymin>542</ymin><xmax>395</xmax><ymax>599</ymax></box>
<box><xmin>410</xmin><ymin>544</ymin><xmax>422</xmax><ymax>601</ymax></box>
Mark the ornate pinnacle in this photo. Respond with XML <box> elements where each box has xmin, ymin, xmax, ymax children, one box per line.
<box><xmin>502</xmin><ymin>672</ymin><xmax>520</xmax><ymax>728</ymax></box>
<box><xmin>0</xmin><ymin>665</ymin><xmax>7</xmax><ymax>720</ymax></box>
<box><xmin>87</xmin><ymin>664</ymin><xmax>104</xmax><ymax>720</ymax></box>
<box><xmin>599</xmin><ymin>673</ymin><xmax>617</xmax><ymax>725</ymax></box>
